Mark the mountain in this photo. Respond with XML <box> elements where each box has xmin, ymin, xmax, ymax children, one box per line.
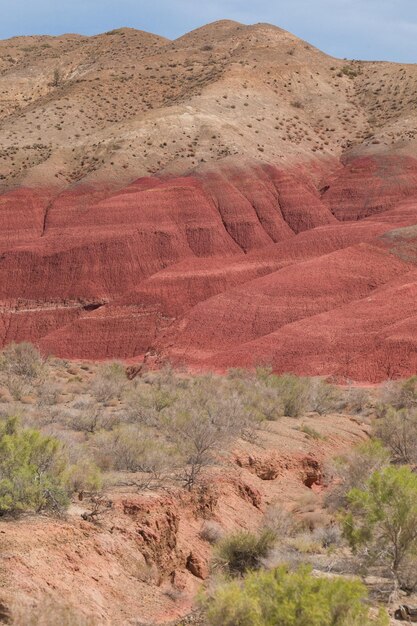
<box><xmin>1</xmin><ymin>20</ymin><xmax>417</xmax><ymax>381</ymax></box>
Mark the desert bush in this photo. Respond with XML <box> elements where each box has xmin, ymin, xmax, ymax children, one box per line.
<box><xmin>52</xmin><ymin>68</ymin><xmax>61</xmax><ymax>87</ymax></box>
<box><xmin>164</xmin><ymin>375</ymin><xmax>260</xmax><ymax>489</ymax></box>
<box><xmin>299</xmin><ymin>424</ymin><xmax>324</xmax><ymax>440</ymax></box>
<box><xmin>269</xmin><ymin>373</ymin><xmax>312</xmax><ymax>417</ymax></box>
<box><xmin>204</xmin><ymin>565</ymin><xmax>388</xmax><ymax>626</ymax></box>
<box><xmin>126</xmin><ymin>383</ymin><xmax>176</xmax><ymax>426</ymax></box>
<box><xmin>251</xmin><ymin>368</ymin><xmax>312</xmax><ymax>417</ymax></box>
<box><xmin>66</xmin><ymin>457</ymin><xmax>102</xmax><ymax>497</ymax></box>
<box><xmin>311</xmin><ymin>523</ymin><xmax>342</xmax><ymax>549</ymax></box>
<box><xmin>340</xmin><ymin>385</ymin><xmax>371</xmax><ymax>415</ymax></box>
<box><xmin>91</xmin><ymin>362</ymin><xmax>126</xmax><ymax>403</ymax></box>
<box><xmin>0</xmin><ymin>342</ymin><xmax>44</xmax><ymax>381</ymax></box>
<box><xmin>93</xmin><ymin>425</ymin><xmax>176</xmax><ymax>489</ymax></box>
<box><xmin>343</xmin><ymin>465</ymin><xmax>417</xmax><ymax>582</ymax></box>
<box><xmin>242</xmin><ymin>384</ymin><xmax>283</xmax><ymax>422</ymax></box>
<box><xmin>340</xmin><ymin>65</ymin><xmax>361</xmax><ymax>79</ymax></box>
<box><xmin>0</xmin><ymin>417</ymin><xmax>69</xmax><ymax>514</ymax></box>
<box><xmin>374</xmin><ymin>406</ymin><xmax>417</xmax><ymax>464</ymax></box>
<box><xmin>262</xmin><ymin>503</ymin><xmax>295</xmax><ymax>539</ymax></box>
<box><xmin>309</xmin><ymin>378</ymin><xmax>340</xmax><ymax>415</ymax></box>
<box><xmin>288</xmin><ymin>532</ymin><xmax>323</xmax><ymax>555</ymax></box>
<box><xmin>325</xmin><ymin>440</ymin><xmax>390</xmax><ymax>510</ymax></box>
<box><xmin>213</xmin><ymin>529</ymin><xmax>276</xmax><ymax>576</ymax></box>
<box><xmin>200</xmin><ymin>520</ymin><xmax>224</xmax><ymax>544</ymax></box>
<box><xmin>37</xmin><ymin>382</ymin><xmax>60</xmax><ymax>407</ymax></box>
<box><xmin>5</xmin><ymin>374</ymin><xmax>28</xmax><ymax>401</ymax></box>
<box><xmin>70</xmin><ymin>402</ymin><xmax>101</xmax><ymax>433</ymax></box>
<box><xmin>396</xmin><ymin>376</ymin><xmax>417</xmax><ymax>408</ymax></box>
<box><xmin>378</xmin><ymin>376</ymin><xmax>417</xmax><ymax>411</ymax></box>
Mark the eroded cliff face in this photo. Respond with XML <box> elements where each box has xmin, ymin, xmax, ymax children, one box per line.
<box><xmin>2</xmin><ymin>21</ymin><xmax>417</xmax><ymax>381</ymax></box>
<box><xmin>1</xmin><ymin>154</ymin><xmax>417</xmax><ymax>382</ymax></box>
<box><xmin>1</xmin><ymin>413</ymin><xmax>366</xmax><ymax>625</ymax></box>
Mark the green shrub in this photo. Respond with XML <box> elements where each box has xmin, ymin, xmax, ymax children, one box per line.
<box><xmin>214</xmin><ymin>529</ymin><xmax>276</xmax><ymax>576</ymax></box>
<box><xmin>343</xmin><ymin>465</ymin><xmax>417</xmax><ymax>579</ymax></box>
<box><xmin>0</xmin><ymin>417</ymin><xmax>69</xmax><ymax>514</ymax></box>
<box><xmin>66</xmin><ymin>458</ymin><xmax>102</xmax><ymax>497</ymax></box>
<box><xmin>204</xmin><ymin>565</ymin><xmax>388</xmax><ymax>626</ymax></box>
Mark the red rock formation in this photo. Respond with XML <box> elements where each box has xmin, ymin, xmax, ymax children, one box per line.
<box><xmin>2</xmin><ymin>156</ymin><xmax>417</xmax><ymax>381</ymax></box>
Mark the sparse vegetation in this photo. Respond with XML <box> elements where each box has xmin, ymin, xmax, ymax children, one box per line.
<box><xmin>0</xmin><ymin>341</ymin><xmax>415</xmax><ymax>620</ymax></box>
<box><xmin>1</xmin><ymin>16</ymin><xmax>417</xmax><ymax>623</ymax></box>
<box><xmin>204</xmin><ymin>565</ymin><xmax>388</xmax><ymax>626</ymax></box>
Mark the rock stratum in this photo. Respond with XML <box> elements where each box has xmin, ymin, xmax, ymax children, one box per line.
<box><xmin>1</xmin><ymin>20</ymin><xmax>417</xmax><ymax>381</ymax></box>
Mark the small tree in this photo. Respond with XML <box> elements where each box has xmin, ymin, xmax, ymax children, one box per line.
<box><xmin>164</xmin><ymin>375</ymin><xmax>255</xmax><ymax>489</ymax></box>
<box><xmin>343</xmin><ymin>466</ymin><xmax>417</xmax><ymax>581</ymax></box>
<box><xmin>204</xmin><ymin>565</ymin><xmax>388</xmax><ymax>626</ymax></box>
<box><xmin>0</xmin><ymin>417</ymin><xmax>69</xmax><ymax>514</ymax></box>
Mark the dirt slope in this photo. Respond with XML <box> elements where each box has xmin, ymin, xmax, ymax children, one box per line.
<box><xmin>2</xmin><ymin>412</ymin><xmax>366</xmax><ymax>625</ymax></box>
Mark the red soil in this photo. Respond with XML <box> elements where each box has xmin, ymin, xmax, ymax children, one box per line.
<box><xmin>2</xmin><ymin>154</ymin><xmax>417</xmax><ymax>382</ymax></box>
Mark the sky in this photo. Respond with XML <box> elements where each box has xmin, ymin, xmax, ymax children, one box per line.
<box><xmin>0</xmin><ymin>0</ymin><xmax>416</xmax><ymax>63</ymax></box>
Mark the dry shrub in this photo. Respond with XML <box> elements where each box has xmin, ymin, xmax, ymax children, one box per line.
<box><xmin>342</xmin><ymin>386</ymin><xmax>371</xmax><ymax>415</ymax></box>
<box><xmin>288</xmin><ymin>532</ymin><xmax>324</xmax><ymax>555</ymax></box>
<box><xmin>0</xmin><ymin>342</ymin><xmax>44</xmax><ymax>381</ymax></box>
<box><xmin>311</xmin><ymin>524</ymin><xmax>342</xmax><ymax>549</ymax></box>
<box><xmin>262</xmin><ymin>503</ymin><xmax>295</xmax><ymax>539</ymax></box>
<box><xmin>374</xmin><ymin>406</ymin><xmax>417</xmax><ymax>464</ymax></box>
<box><xmin>200</xmin><ymin>521</ymin><xmax>224</xmax><ymax>544</ymax></box>
<box><xmin>37</xmin><ymin>382</ymin><xmax>60</xmax><ymax>407</ymax></box>
<box><xmin>379</xmin><ymin>376</ymin><xmax>417</xmax><ymax>411</ymax></box>
<box><xmin>93</xmin><ymin>424</ymin><xmax>177</xmax><ymax>489</ymax></box>
<box><xmin>91</xmin><ymin>362</ymin><xmax>126</xmax><ymax>403</ymax></box>
<box><xmin>309</xmin><ymin>378</ymin><xmax>341</xmax><ymax>415</ymax></box>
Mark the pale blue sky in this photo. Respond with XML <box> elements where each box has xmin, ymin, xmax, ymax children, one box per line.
<box><xmin>1</xmin><ymin>0</ymin><xmax>417</xmax><ymax>62</ymax></box>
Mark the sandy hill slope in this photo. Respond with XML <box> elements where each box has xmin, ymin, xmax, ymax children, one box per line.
<box><xmin>1</xmin><ymin>20</ymin><xmax>417</xmax><ymax>381</ymax></box>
